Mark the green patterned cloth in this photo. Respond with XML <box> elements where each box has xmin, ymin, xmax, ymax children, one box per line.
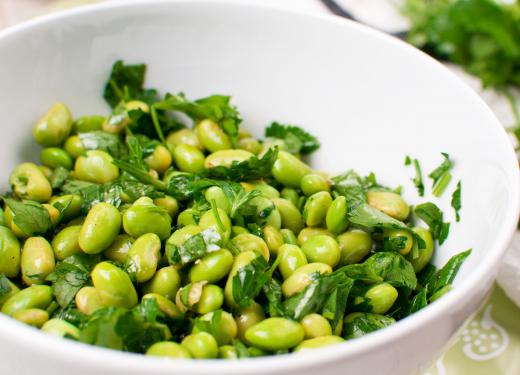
<box><xmin>426</xmin><ymin>285</ymin><xmax>520</xmax><ymax>374</ymax></box>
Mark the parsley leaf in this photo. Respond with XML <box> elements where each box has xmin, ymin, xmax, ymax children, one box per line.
<box><xmin>264</xmin><ymin>122</ymin><xmax>320</xmax><ymax>155</ymax></box>
<box><xmin>231</xmin><ymin>254</ymin><xmax>269</xmax><ymax>308</ymax></box>
<box><xmin>342</xmin><ymin>312</ymin><xmax>395</xmax><ymax>339</ymax></box>
<box><xmin>427</xmin><ymin>249</ymin><xmax>472</xmax><ymax>297</ymax></box>
<box><xmin>321</xmin><ymin>277</ymin><xmax>353</xmax><ymax>331</ymax></box>
<box><xmin>79</xmin><ymin>131</ymin><xmax>127</xmax><ymax>159</ymax></box>
<box><xmin>46</xmin><ymin>254</ymin><xmax>96</xmax><ymax>307</ymax></box>
<box><xmin>414</xmin><ymin>202</ymin><xmax>450</xmax><ymax>244</ymax></box>
<box><xmin>0</xmin><ymin>274</ymin><xmax>12</xmax><ymax>298</ymax></box>
<box><xmin>205</xmin><ymin>147</ymin><xmax>278</xmax><ymax>181</ymax></box>
<box><xmin>166</xmin><ymin>227</ymin><xmax>221</xmax><ymax>266</ymax></box>
<box><xmin>451</xmin><ymin>180</ymin><xmax>462</xmax><ymax>222</ymax></box>
<box><xmin>103</xmin><ymin>61</ymin><xmax>147</xmax><ymax>108</ymax></box>
<box><xmin>262</xmin><ymin>278</ymin><xmax>285</xmax><ymax>317</ymax></box>
<box><xmin>428</xmin><ymin>153</ymin><xmax>453</xmax><ymax>197</ymax></box>
<box><xmin>3</xmin><ymin>198</ymin><xmax>52</xmax><ymax>236</ymax></box>
<box><xmin>61</xmin><ymin>180</ymin><xmax>123</xmax><ymax>211</ymax></box>
<box><xmin>49</xmin><ymin>167</ymin><xmax>70</xmax><ymax>189</ymax></box>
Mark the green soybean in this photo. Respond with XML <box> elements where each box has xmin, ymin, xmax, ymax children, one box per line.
<box><xmin>143</xmin><ymin>266</ymin><xmax>181</xmax><ymax>301</ymax></box>
<box><xmin>41</xmin><ymin>319</ymin><xmax>80</xmax><ymax>339</ymax></box>
<box><xmin>303</xmin><ymin>191</ymin><xmax>332</xmax><ymax>227</ymax></box>
<box><xmin>9</xmin><ymin>163</ymin><xmax>52</xmax><ymax>203</ymax></box>
<box><xmin>126</xmin><ymin>233</ymin><xmax>161</xmax><ymax>283</ymax></box>
<box><xmin>102</xmin><ymin>234</ymin><xmax>134</xmax><ymax>263</ymax></box>
<box><xmin>272</xmin><ymin>198</ymin><xmax>304</xmax><ymax>234</ymax></box>
<box><xmin>173</xmin><ymin>144</ymin><xmax>205</xmax><ymax>173</ymax></box>
<box><xmin>79</xmin><ymin>202</ymin><xmax>121</xmax><ymax>254</ymax></box>
<box><xmin>74</xmin><ymin>150</ymin><xmax>119</xmax><ymax>184</ymax></box>
<box><xmin>337</xmin><ymin>230</ymin><xmax>373</xmax><ymax>266</ymax></box>
<box><xmin>189</xmin><ymin>249</ymin><xmax>234</xmax><ymax>283</ymax></box>
<box><xmin>1</xmin><ymin>285</ymin><xmax>53</xmax><ymax>315</ymax></box>
<box><xmin>0</xmin><ymin>226</ymin><xmax>21</xmax><ymax>277</ymax></box>
<box><xmin>278</xmin><ymin>244</ymin><xmax>308</xmax><ymax>280</ymax></box>
<box><xmin>407</xmin><ymin>226</ymin><xmax>434</xmax><ymax>273</ymax></box>
<box><xmin>326</xmin><ymin>196</ymin><xmax>349</xmax><ymax>235</ymax></box>
<box><xmin>195</xmin><ymin>119</ymin><xmax>231</xmax><ymax>152</ymax></box>
<box><xmin>293</xmin><ymin>336</ymin><xmax>344</xmax><ymax>351</ymax></box>
<box><xmin>281</xmin><ymin>263</ymin><xmax>332</xmax><ymax>297</ymax></box>
<box><xmin>146</xmin><ymin>342</ymin><xmax>191</xmax><ymax>359</ymax></box>
<box><xmin>33</xmin><ymin>103</ymin><xmax>73</xmax><ymax>146</ymax></box>
<box><xmin>367</xmin><ymin>191</ymin><xmax>410</xmax><ymax>221</ymax></box>
<box><xmin>300</xmin><ymin>235</ymin><xmax>340</xmax><ymax>267</ymax></box>
<box><xmin>123</xmin><ymin>197</ymin><xmax>172</xmax><ymax>240</ymax></box>
<box><xmin>245</xmin><ymin>317</ymin><xmax>304</xmax><ymax>351</ymax></box>
<box><xmin>300</xmin><ymin>314</ymin><xmax>333</xmax><ymax>339</ymax></box>
<box><xmin>300</xmin><ymin>174</ymin><xmax>330</xmax><ymax>196</ymax></box>
<box><xmin>51</xmin><ymin>225</ymin><xmax>82</xmax><ymax>261</ymax></box>
<box><xmin>272</xmin><ymin>151</ymin><xmax>311</xmax><ymax>188</ymax></box>
<box><xmin>40</xmin><ymin>147</ymin><xmax>73</xmax><ymax>170</ymax></box>
<box><xmin>21</xmin><ymin>237</ymin><xmax>55</xmax><ymax>285</ymax></box>
<box><xmin>181</xmin><ymin>332</ymin><xmax>218</xmax><ymax>359</ymax></box>
<box><xmin>91</xmin><ymin>261</ymin><xmax>137</xmax><ymax>308</ymax></box>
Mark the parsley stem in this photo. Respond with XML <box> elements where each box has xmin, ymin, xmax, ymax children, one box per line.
<box><xmin>150</xmin><ymin>105</ymin><xmax>166</xmax><ymax>143</ymax></box>
<box><xmin>432</xmin><ymin>171</ymin><xmax>452</xmax><ymax>197</ymax></box>
<box><xmin>209</xmin><ymin>199</ymin><xmax>226</xmax><ymax>234</ymax></box>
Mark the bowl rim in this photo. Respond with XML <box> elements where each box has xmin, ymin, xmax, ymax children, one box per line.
<box><xmin>0</xmin><ymin>0</ymin><xmax>518</xmax><ymax>373</ymax></box>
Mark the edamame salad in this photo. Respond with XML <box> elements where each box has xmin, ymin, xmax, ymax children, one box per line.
<box><xmin>0</xmin><ymin>61</ymin><xmax>470</xmax><ymax>359</ymax></box>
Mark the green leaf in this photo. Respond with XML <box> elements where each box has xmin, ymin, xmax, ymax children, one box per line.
<box><xmin>61</xmin><ymin>180</ymin><xmax>123</xmax><ymax>211</ymax></box>
<box><xmin>264</xmin><ymin>122</ymin><xmax>320</xmax><ymax>155</ymax></box>
<box><xmin>262</xmin><ymin>278</ymin><xmax>285</xmax><ymax>317</ymax></box>
<box><xmin>428</xmin><ymin>249</ymin><xmax>472</xmax><ymax>297</ymax></box>
<box><xmin>204</xmin><ymin>147</ymin><xmax>278</xmax><ymax>181</ymax></box>
<box><xmin>103</xmin><ymin>61</ymin><xmax>147</xmax><ymax>108</ymax></box>
<box><xmin>49</xmin><ymin>167</ymin><xmax>70</xmax><ymax>189</ymax></box>
<box><xmin>383</xmin><ymin>235</ymin><xmax>409</xmax><ymax>252</ymax></box>
<box><xmin>414</xmin><ymin>202</ymin><xmax>450</xmax><ymax>243</ymax></box>
<box><xmin>3</xmin><ymin>198</ymin><xmax>52</xmax><ymax>236</ymax></box>
<box><xmin>284</xmin><ymin>271</ymin><xmax>351</xmax><ymax>320</ymax></box>
<box><xmin>166</xmin><ymin>227</ymin><xmax>221</xmax><ymax>266</ymax></box>
<box><xmin>342</xmin><ymin>312</ymin><xmax>395</xmax><ymax>339</ymax></box>
<box><xmin>321</xmin><ymin>277</ymin><xmax>353</xmax><ymax>331</ymax></box>
<box><xmin>429</xmin><ymin>153</ymin><xmax>453</xmax><ymax>186</ymax></box>
<box><xmin>79</xmin><ymin>131</ymin><xmax>127</xmax><ymax>159</ymax></box>
<box><xmin>405</xmin><ymin>158</ymin><xmax>424</xmax><ymax>196</ymax></box>
<box><xmin>0</xmin><ymin>275</ymin><xmax>12</xmax><ymax>298</ymax></box>
<box><xmin>231</xmin><ymin>254</ymin><xmax>269</xmax><ymax>308</ymax></box>
<box><xmin>451</xmin><ymin>180</ymin><xmax>462</xmax><ymax>222</ymax></box>
<box><xmin>46</xmin><ymin>254</ymin><xmax>99</xmax><ymax>308</ymax></box>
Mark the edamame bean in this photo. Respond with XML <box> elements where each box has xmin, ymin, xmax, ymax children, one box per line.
<box><xmin>280</xmin><ymin>229</ymin><xmax>298</xmax><ymax>245</ymax></box>
<box><xmin>253</xmin><ymin>183</ymin><xmax>280</xmax><ymax>199</ymax></box>
<box><xmin>282</xmin><ymin>263</ymin><xmax>332</xmax><ymax>297</ymax></box>
<box><xmin>126</xmin><ymin>233</ymin><xmax>161</xmax><ymax>283</ymax></box>
<box><xmin>218</xmin><ymin>345</ymin><xmax>238</xmax><ymax>359</ymax></box>
<box><xmin>301</xmin><ymin>235</ymin><xmax>340</xmax><ymax>267</ymax></box>
<box><xmin>293</xmin><ymin>336</ymin><xmax>344</xmax><ymax>351</ymax></box>
<box><xmin>9</xmin><ymin>163</ymin><xmax>52</xmax><ymax>202</ymax></box>
<box><xmin>145</xmin><ymin>145</ymin><xmax>172</xmax><ymax>173</ymax></box>
<box><xmin>166</xmin><ymin>128</ymin><xmax>203</xmax><ymax>151</ymax></box>
<box><xmin>79</xmin><ymin>202</ymin><xmax>121</xmax><ymax>254</ymax></box>
<box><xmin>337</xmin><ymin>230</ymin><xmax>373</xmax><ymax>265</ymax></box>
<box><xmin>205</xmin><ymin>186</ymin><xmax>231</xmax><ymax>214</ymax></box>
<box><xmin>12</xmin><ymin>308</ymin><xmax>49</xmax><ymax>327</ymax></box>
<box><xmin>278</xmin><ymin>244</ymin><xmax>308</xmax><ymax>280</ymax></box>
<box><xmin>33</xmin><ymin>103</ymin><xmax>73</xmax><ymax>146</ymax></box>
<box><xmin>189</xmin><ymin>249</ymin><xmax>234</xmax><ymax>283</ymax></box>
<box><xmin>102</xmin><ymin>112</ymin><xmax>129</xmax><ymax>134</ymax></box>
<box><xmin>172</xmin><ymin>144</ymin><xmax>205</xmax><ymax>173</ymax></box>
<box><xmin>297</xmin><ymin>227</ymin><xmax>333</xmax><ymax>246</ymax></box>
<box><xmin>407</xmin><ymin>226</ymin><xmax>434</xmax><ymax>273</ymax></box>
<box><xmin>235</xmin><ymin>302</ymin><xmax>265</xmax><ymax>343</ymax></box>
<box><xmin>196</xmin><ymin>119</ymin><xmax>231</xmax><ymax>152</ymax></box>
<box><xmin>237</xmin><ymin>137</ymin><xmax>262</xmax><ymax>154</ymax></box>
<box><xmin>0</xmin><ymin>279</ymin><xmax>19</xmax><ymax>308</ymax></box>
<box><xmin>231</xmin><ymin>233</ymin><xmax>269</xmax><ymax>261</ymax></box>
<box><xmin>51</xmin><ymin>225</ymin><xmax>82</xmax><ymax>261</ymax></box>
<box><xmin>194</xmin><ymin>285</ymin><xmax>224</xmax><ymax>314</ymax></box>
<box><xmin>0</xmin><ymin>226</ymin><xmax>21</xmax><ymax>277</ymax></box>
<box><xmin>103</xmin><ymin>234</ymin><xmax>134</xmax><ymax>263</ymax></box>
<box><xmin>21</xmin><ymin>237</ymin><xmax>55</xmax><ymax>285</ymax></box>
<box><xmin>177</xmin><ymin>209</ymin><xmax>198</xmax><ymax>227</ymax></box>
<box><xmin>123</xmin><ymin>197</ymin><xmax>172</xmax><ymax>240</ymax></box>
<box><xmin>193</xmin><ymin>311</ymin><xmax>237</xmax><ymax>345</ymax></box>
<box><xmin>146</xmin><ymin>342</ymin><xmax>191</xmax><ymax>358</ymax></box>
<box><xmin>362</xmin><ymin>283</ymin><xmax>398</xmax><ymax>314</ymax></box>
<box><xmin>280</xmin><ymin>188</ymin><xmax>300</xmax><ymax>207</ymax></box>
<box><xmin>204</xmin><ymin>149</ymin><xmax>254</xmax><ymax>169</ymax></box>
<box><xmin>91</xmin><ymin>261</ymin><xmax>137</xmax><ymax>308</ymax></box>
<box><xmin>326</xmin><ymin>196</ymin><xmax>349</xmax><ymax>235</ymax></box>
<box><xmin>263</xmin><ymin>225</ymin><xmax>284</xmax><ymax>255</ymax></box>
<box><xmin>303</xmin><ymin>191</ymin><xmax>332</xmax><ymax>227</ymax></box>
<box><xmin>4</xmin><ymin>206</ymin><xmax>28</xmax><ymax>239</ymax></box>
<box><xmin>1</xmin><ymin>285</ymin><xmax>53</xmax><ymax>315</ymax></box>
<box><xmin>167</xmin><ymin>225</ymin><xmax>203</xmax><ymax>250</ymax></box>
<box><xmin>245</xmin><ymin>317</ymin><xmax>304</xmax><ymax>351</ymax></box>
<box><xmin>40</xmin><ymin>147</ymin><xmax>73</xmax><ymax>170</ymax></box>
<box><xmin>142</xmin><ymin>293</ymin><xmax>183</xmax><ymax>319</ymax></box>
<box><xmin>181</xmin><ymin>332</ymin><xmax>218</xmax><ymax>359</ymax></box>
<box><xmin>64</xmin><ymin>135</ymin><xmax>85</xmax><ymax>158</ymax></box>
<box><xmin>199</xmin><ymin>208</ymin><xmax>231</xmax><ymax>242</ymax></box>
<box><xmin>153</xmin><ymin>196</ymin><xmax>179</xmax><ymax>218</ymax></box>
<box><xmin>367</xmin><ymin>191</ymin><xmax>410</xmax><ymax>221</ymax></box>
<box><xmin>41</xmin><ymin>319</ymin><xmax>80</xmax><ymax>339</ymax></box>
<box><xmin>42</xmin><ymin>204</ymin><xmax>60</xmax><ymax>226</ymax></box>
<box><xmin>300</xmin><ymin>174</ymin><xmax>330</xmax><ymax>196</ymax></box>
<box><xmin>300</xmin><ymin>314</ymin><xmax>332</xmax><ymax>339</ymax></box>
<box><xmin>143</xmin><ymin>266</ymin><xmax>181</xmax><ymax>300</ymax></box>
<box><xmin>272</xmin><ymin>198</ymin><xmax>304</xmax><ymax>234</ymax></box>
<box><xmin>250</xmin><ymin>197</ymin><xmax>281</xmax><ymax>229</ymax></box>
<box><xmin>74</xmin><ymin>150</ymin><xmax>119</xmax><ymax>183</ymax></box>
<box><xmin>73</xmin><ymin>115</ymin><xmax>104</xmax><ymax>132</ymax></box>
<box><xmin>75</xmin><ymin>286</ymin><xmax>105</xmax><ymax>315</ymax></box>
<box><xmin>272</xmin><ymin>151</ymin><xmax>311</xmax><ymax>188</ymax></box>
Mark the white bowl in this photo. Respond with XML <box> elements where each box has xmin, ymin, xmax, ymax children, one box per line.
<box><xmin>0</xmin><ymin>1</ymin><xmax>518</xmax><ymax>374</ymax></box>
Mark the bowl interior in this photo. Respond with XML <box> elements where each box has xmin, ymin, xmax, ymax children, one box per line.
<box><xmin>0</xmin><ymin>0</ymin><xmax>517</xmax><ymax>372</ymax></box>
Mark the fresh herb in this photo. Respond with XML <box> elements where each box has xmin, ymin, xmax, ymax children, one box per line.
<box><xmin>61</xmin><ymin>180</ymin><xmax>123</xmax><ymax>211</ymax></box>
<box><xmin>427</xmin><ymin>249</ymin><xmax>472</xmax><ymax>297</ymax></box>
<box><xmin>79</xmin><ymin>131</ymin><xmax>127</xmax><ymax>159</ymax></box>
<box><xmin>343</xmin><ymin>313</ymin><xmax>396</xmax><ymax>339</ymax></box>
<box><xmin>231</xmin><ymin>254</ymin><xmax>269</xmax><ymax>308</ymax></box>
<box><xmin>103</xmin><ymin>61</ymin><xmax>148</xmax><ymax>108</ymax></box>
<box><xmin>321</xmin><ymin>277</ymin><xmax>353</xmax><ymax>330</ymax></box>
<box><xmin>204</xmin><ymin>147</ymin><xmax>278</xmax><ymax>181</ymax></box>
<box><xmin>383</xmin><ymin>235</ymin><xmax>409</xmax><ymax>252</ymax></box>
<box><xmin>414</xmin><ymin>202</ymin><xmax>450</xmax><ymax>244</ymax></box>
<box><xmin>0</xmin><ymin>274</ymin><xmax>12</xmax><ymax>297</ymax></box>
<box><xmin>3</xmin><ymin>198</ymin><xmax>52</xmax><ymax>236</ymax></box>
<box><xmin>264</xmin><ymin>122</ymin><xmax>320</xmax><ymax>155</ymax></box>
<box><xmin>405</xmin><ymin>157</ymin><xmax>424</xmax><ymax>196</ymax></box>
<box><xmin>49</xmin><ymin>167</ymin><xmax>70</xmax><ymax>189</ymax></box>
<box><xmin>262</xmin><ymin>278</ymin><xmax>285</xmax><ymax>317</ymax></box>
<box><xmin>451</xmin><ymin>180</ymin><xmax>462</xmax><ymax>222</ymax></box>
<box><xmin>166</xmin><ymin>227</ymin><xmax>221</xmax><ymax>266</ymax></box>
<box><xmin>428</xmin><ymin>153</ymin><xmax>453</xmax><ymax>197</ymax></box>
<box><xmin>46</xmin><ymin>254</ymin><xmax>96</xmax><ymax>307</ymax></box>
